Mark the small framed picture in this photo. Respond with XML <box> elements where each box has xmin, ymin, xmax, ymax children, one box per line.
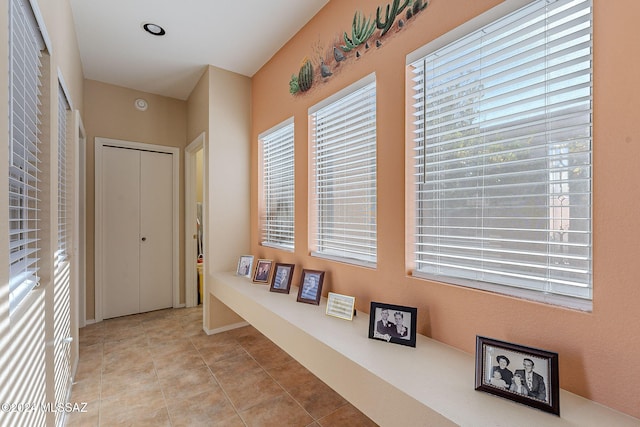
<box><xmin>236</xmin><ymin>255</ymin><xmax>254</xmax><ymax>278</ymax></box>
<box><xmin>252</xmin><ymin>259</ymin><xmax>273</xmax><ymax>283</ymax></box>
<box><xmin>326</xmin><ymin>292</ymin><xmax>356</xmax><ymax>321</ymax></box>
<box><xmin>475</xmin><ymin>336</ymin><xmax>560</xmax><ymax>416</ymax></box>
<box><xmin>368</xmin><ymin>302</ymin><xmax>417</xmax><ymax>348</ymax></box>
<box><xmin>296</xmin><ymin>269</ymin><xmax>325</xmax><ymax>305</ymax></box>
<box><xmin>269</xmin><ymin>263</ymin><xmax>295</xmax><ymax>294</ymax></box>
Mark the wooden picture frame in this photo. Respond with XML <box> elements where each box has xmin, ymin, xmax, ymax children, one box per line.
<box><xmin>236</xmin><ymin>255</ymin><xmax>254</xmax><ymax>278</ymax></box>
<box><xmin>368</xmin><ymin>302</ymin><xmax>417</xmax><ymax>348</ymax></box>
<box><xmin>475</xmin><ymin>336</ymin><xmax>560</xmax><ymax>416</ymax></box>
<box><xmin>296</xmin><ymin>269</ymin><xmax>324</xmax><ymax>305</ymax></box>
<box><xmin>269</xmin><ymin>263</ymin><xmax>295</xmax><ymax>294</ymax></box>
<box><xmin>252</xmin><ymin>259</ymin><xmax>273</xmax><ymax>283</ymax></box>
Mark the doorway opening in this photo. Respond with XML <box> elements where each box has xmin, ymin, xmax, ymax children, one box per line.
<box><xmin>185</xmin><ymin>133</ymin><xmax>206</xmax><ymax>307</ymax></box>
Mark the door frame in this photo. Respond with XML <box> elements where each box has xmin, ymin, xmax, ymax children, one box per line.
<box><xmin>94</xmin><ymin>137</ymin><xmax>180</xmax><ymax>322</ymax></box>
<box><xmin>185</xmin><ymin>132</ymin><xmax>206</xmax><ymax>307</ymax></box>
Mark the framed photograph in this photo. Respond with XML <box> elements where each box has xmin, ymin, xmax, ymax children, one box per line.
<box><xmin>269</xmin><ymin>263</ymin><xmax>295</xmax><ymax>294</ymax></box>
<box><xmin>296</xmin><ymin>269</ymin><xmax>325</xmax><ymax>305</ymax></box>
<box><xmin>475</xmin><ymin>336</ymin><xmax>560</xmax><ymax>416</ymax></box>
<box><xmin>236</xmin><ymin>255</ymin><xmax>254</xmax><ymax>278</ymax></box>
<box><xmin>326</xmin><ymin>292</ymin><xmax>356</xmax><ymax>321</ymax></box>
<box><xmin>368</xmin><ymin>302</ymin><xmax>417</xmax><ymax>348</ymax></box>
<box><xmin>252</xmin><ymin>259</ymin><xmax>273</xmax><ymax>283</ymax></box>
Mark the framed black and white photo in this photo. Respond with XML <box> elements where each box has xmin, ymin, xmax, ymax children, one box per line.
<box><xmin>269</xmin><ymin>263</ymin><xmax>294</xmax><ymax>294</ymax></box>
<box><xmin>368</xmin><ymin>302</ymin><xmax>417</xmax><ymax>348</ymax></box>
<box><xmin>475</xmin><ymin>336</ymin><xmax>560</xmax><ymax>416</ymax></box>
<box><xmin>236</xmin><ymin>255</ymin><xmax>254</xmax><ymax>278</ymax></box>
<box><xmin>296</xmin><ymin>269</ymin><xmax>324</xmax><ymax>305</ymax></box>
<box><xmin>252</xmin><ymin>259</ymin><xmax>273</xmax><ymax>283</ymax></box>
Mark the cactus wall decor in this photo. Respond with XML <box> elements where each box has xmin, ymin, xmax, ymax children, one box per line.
<box><xmin>289</xmin><ymin>0</ymin><xmax>430</xmax><ymax>95</ymax></box>
<box><xmin>342</xmin><ymin>11</ymin><xmax>376</xmax><ymax>52</ymax></box>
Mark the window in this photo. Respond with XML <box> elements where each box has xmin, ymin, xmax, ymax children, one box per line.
<box><xmin>8</xmin><ymin>0</ymin><xmax>47</xmax><ymax>314</ymax></box>
<box><xmin>310</xmin><ymin>75</ymin><xmax>377</xmax><ymax>266</ymax></box>
<box><xmin>409</xmin><ymin>0</ymin><xmax>592</xmax><ymax>309</ymax></box>
<box><xmin>57</xmin><ymin>84</ymin><xmax>71</xmax><ymax>267</ymax></box>
<box><xmin>54</xmin><ymin>82</ymin><xmax>73</xmax><ymax>426</ymax></box>
<box><xmin>260</xmin><ymin>119</ymin><xmax>295</xmax><ymax>250</ymax></box>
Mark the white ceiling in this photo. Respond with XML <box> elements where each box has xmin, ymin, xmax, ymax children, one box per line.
<box><xmin>69</xmin><ymin>0</ymin><xmax>328</xmax><ymax>100</ymax></box>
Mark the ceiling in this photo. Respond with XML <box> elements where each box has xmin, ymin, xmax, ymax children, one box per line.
<box><xmin>69</xmin><ymin>0</ymin><xmax>329</xmax><ymax>100</ymax></box>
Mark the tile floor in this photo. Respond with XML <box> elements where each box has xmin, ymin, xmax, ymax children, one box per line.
<box><xmin>66</xmin><ymin>305</ymin><xmax>377</xmax><ymax>426</ymax></box>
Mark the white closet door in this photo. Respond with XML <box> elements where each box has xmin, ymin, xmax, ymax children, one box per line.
<box><xmin>102</xmin><ymin>146</ymin><xmax>141</xmax><ymax>318</ymax></box>
<box><xmin>139</xmin><ymin>151</ymin><xmax>173</xmax><ymax>312</ymax></box>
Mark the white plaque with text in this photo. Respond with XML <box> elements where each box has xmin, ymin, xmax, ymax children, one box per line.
<box><xmin>326</xmin><ymin>292</ymin><xmax>356</xmax><ymax>321</ymax></box>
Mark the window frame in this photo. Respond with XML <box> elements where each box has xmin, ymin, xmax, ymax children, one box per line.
<box><xmin>407</xmin><ymin>0</ymin><xmax>593</xmax><ymax>311</ymax></box>
<box><xmin>8</xmin><ymin>0</ymin><xmax>48</xmax><ymax>315</ymax></box>
<box><xmin>309</xmin><ymin>73</ymin><xmax>378</xmax><ymax>268</ymax></box>
<box><xmin>259</xmin><ymin>117</ymin><xmax>296</xmax><ymax>252</ymax></box>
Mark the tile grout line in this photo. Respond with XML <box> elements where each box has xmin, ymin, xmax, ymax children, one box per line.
<box><xmin>191</xmin><ymin>336</ymin><xmax>250</xmax><ymax>427</ymax></box>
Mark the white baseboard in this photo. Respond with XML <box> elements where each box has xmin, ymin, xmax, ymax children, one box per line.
<box><xmin>204</xmin><ymin>321</ymin><xmax>250</xmax><ymax>335</ymax></box>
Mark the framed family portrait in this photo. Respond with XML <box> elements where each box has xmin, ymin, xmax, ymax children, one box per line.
<box><xmin>269</xmin><ymin>263</ymin><xmax>295</xmax><ymax>294</ymax></box>
<box><xmin>296</xmin><ymin>269</ymin><xmax>324</xmax><ymax>305</ymax></box>
<box><xmin>252</xmin><ymin>259</ymin><xmax>273</xmax><ymax>283</ymax></box>
<box><xmin>236</xmin><ymin>255</ymin><xmax>254</xmax><ymax>278</ymax></box>
<box><xmin>368</xmin><ymin>302</ymin><xmax>417</xmax><ymax>348</ymax></box>
<box><xmin>475</xmin><ymin>336</ymin><xmax>560</xmax><ymax>416</ymax></box>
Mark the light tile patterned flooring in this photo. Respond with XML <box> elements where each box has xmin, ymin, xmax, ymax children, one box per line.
<box><xmin>67</xmin><ymin>306</ymin><xmax>377</xmax><ymax>426</ymax></box>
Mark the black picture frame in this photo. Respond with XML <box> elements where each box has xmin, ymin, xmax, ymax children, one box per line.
<box><xmin>269</xmin><ymin>263</ymin><xmax>295</xmax><ymax>294</ymax></box>
<box><xmin>296</xmin><ymin>269</ymin><xmax>324</xmax><ymax>305</ymax></box>
<box><xmin>252</xmin><ymin>259</ymin><xmax>273</xmax><ymax>283</ymax></box>
<box><xmin>475</xmin><ymin>336</ymin><xmax>560</xmax><ymax>416</ymax></box>
<box><xmin>368</xmin><ymin>302</ymin><xmax>417</xmax><ymax>348</ymax></box>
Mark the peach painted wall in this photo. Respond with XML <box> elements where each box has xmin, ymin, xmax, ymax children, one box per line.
<box><xmin>251</xmin><ymin>0</ymin><xmax>640</xmax><ymax>419</ymax></box>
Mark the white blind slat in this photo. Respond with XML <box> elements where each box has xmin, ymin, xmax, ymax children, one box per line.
<box><xmin>9</xmin><ymin>0</ymin><xmax>44</xmax><ymax>313</ymax></box>
<box><xmin>261</xmin><ymin>120</ymin><xmax>295</xmax><ymax>250</ymax></box>
<box><xmin>312</xmin><ymin>79</ymin><xmax>377</xmax><ymax>266</ymax></box>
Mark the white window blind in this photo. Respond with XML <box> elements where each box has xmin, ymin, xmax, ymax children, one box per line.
<box><xmin>410</xmin><ymin>0</ymin><xmax>592</xmax><ymax>308</ymax></box>
<box><xmin>4</xmin><ymin>1</ymin><xmax>48</xmax><ymax>426</ymax></box>
<box><xmin>311</xmin><ymin>77</ymin><xmax>377</xmax><ymax>266</ymax></box>
<box><xmin>260</xmin><ymin>119</ymin><xmax>295</xmax><ymax>250</ymax></box>
<box><xmin>56</xmin><ymin>84</ymin><xmax>70</xmax><ymax>266</ymax></box>
<box><xmin>54</xmin><ymin>83</ymin><xmax>73</xmax><ymax>426</ymax></box>
<box><xmin>8</xmin><ymin>0</ymin><xmax>46</xmax><ymax>314</ymax></box>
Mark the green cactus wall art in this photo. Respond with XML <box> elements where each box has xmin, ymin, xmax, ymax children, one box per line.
<box><xmin>289</xmin><ymin>0</ymin><xmax>430</xmax><ymax>95</ymax></box>
<box><xmin>342</xmin><ymin>11</ymin><xmax>376</xmax><ymax>52</ymax></box>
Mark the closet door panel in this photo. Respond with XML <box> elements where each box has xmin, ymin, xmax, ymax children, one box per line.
<box><xmin>139</xmin><ymin>151</ymin><xmax>174</xmax><ymax>312</ymax></box>
<box><xmin>102</xmin><ymin>146</ymin><xmax>141</xmax><ymax>319</ymax></box>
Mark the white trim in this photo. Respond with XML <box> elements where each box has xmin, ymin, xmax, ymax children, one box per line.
<box><xmin>94</xmin><ymin>137</ymin><xmax>180</xmax><ymax>322</ymax></box>
<box><xmin>308</xmin><ymin>73</ymin><xmax>376</xmax><ymax>115</ymax></box>
<box><xmin>185</xmin><ymin>133</ymin><xmax>206</xmax><ymax>308</ymax></box>
<box><xmin>57</xmin><ymin>69</ymin><xmax>74</xmax><ymax>111</ymax></box>
<box><xmin>258</xmin><ymin>116</ymin><xmax>294</xmax><ymax>140</ymax></box>
<box><xmin>311</xmin><ymin>251</ymin><xmax>376</xmax><ymax>270</ymax></box>
<box><xmin>204</xmin><ymin>321</ymin><xmax>250</xmax><ymax>336</ymax></box>
<box><xmin>411</xmin><ymin>271</ymin><xmax>592</xmax><ymax>312</ymax></box>
<box><xmin>25</xmin><ymin>0</ymin><xmax>52</xmax><ymax>53</ymax></box>
<box><xmin>406</xmin><ymin>0</ymin><xmax>535</xmax><ymax>64</ymax></box>
<box><xmin>73</xmin><ymin>112</ymin><xmax>86</xmax><ymax>328</ymax></box>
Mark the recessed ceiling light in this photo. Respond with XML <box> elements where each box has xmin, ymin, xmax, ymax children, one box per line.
<box><xmin>142</xmin><ymin>22</ymin><xmax>166</xmax><ymax>36</ymax></box>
